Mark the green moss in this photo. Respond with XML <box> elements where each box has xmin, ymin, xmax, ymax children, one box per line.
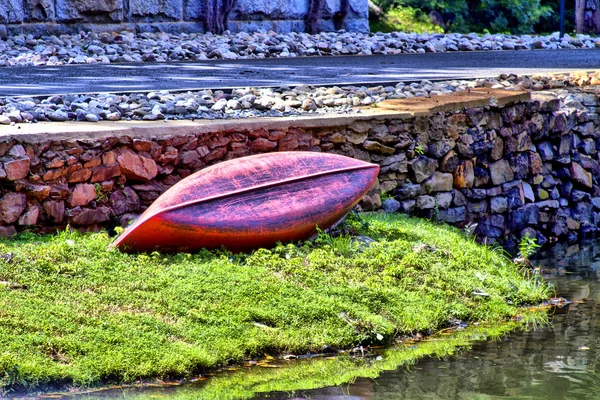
<box><xmin>0</xmin><ymin>214</ymin><xmax>551</xmax><ymax>393</ymax></box>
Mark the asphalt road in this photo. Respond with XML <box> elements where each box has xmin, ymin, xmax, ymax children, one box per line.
<box><xmin>1</xmin><ymin>48</ymin><xmax>599</xmax><ymax>96</ymax></box>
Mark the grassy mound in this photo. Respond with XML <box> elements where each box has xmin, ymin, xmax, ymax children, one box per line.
<box><xmin>0</xmin><ymin>214</ymin><xmax>550</xmax><ymax>392</ymax></box>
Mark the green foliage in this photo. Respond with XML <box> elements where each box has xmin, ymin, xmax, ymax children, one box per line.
<box><xmin>518</xmin><ymin>233</ymin><xmax>541</xmax><ymax>260</ymax></box>
<box><xmin>414</xmin><ymin>144</ymin><xmax>425</xmax><ymax>156</ymax></box>
<box><xmin>371</xmin><ymin>0</ymin><xmax>552</xmax><ymax>34</ymax></box>
<box><xmin>370</xmin><ymin>6</ymin><xmax>444</xmax><ymax>34</ymax></box>
<box><xmin>0</xmin><ymin>216</ymin><xmax>550</xmax><ymax>393</ymax></box>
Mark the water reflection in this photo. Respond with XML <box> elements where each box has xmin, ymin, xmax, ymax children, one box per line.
<box><xmin>257</xmin><ymin>241</ymin><xmax>600</xmax><ymax>400</ymax></box>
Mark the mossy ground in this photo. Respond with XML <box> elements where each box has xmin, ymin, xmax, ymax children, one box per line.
<box><xmin>0</xmin><ymin>213</ymin><xmax>550</xmax><ymax>394</ymax></box>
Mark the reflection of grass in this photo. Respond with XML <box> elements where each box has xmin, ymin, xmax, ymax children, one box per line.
<box><xmin>72</xmin><ymin>313</ymin><xmax>551</xmax><ymax>400</ymax></box>
<box><xmin>0</xmin><ymin>214</ymin><xmax>550</xmax><ymax>394</ymax></box>
<box><xmin>371</xmin><ymin>7</ymin><xmax>444</xmax><ymax>34</ymax></box>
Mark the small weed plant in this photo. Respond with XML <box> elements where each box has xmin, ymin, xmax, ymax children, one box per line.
<box><xmin>518</xmin><ymin>233</ymin><xmax>541</xmax><ymax>261</ymax></box>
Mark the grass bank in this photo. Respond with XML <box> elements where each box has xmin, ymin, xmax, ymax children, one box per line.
<box><xmin>0</xmin><ymin>214</ymin><xmax>550</xmax><ymax>394</ymax></box>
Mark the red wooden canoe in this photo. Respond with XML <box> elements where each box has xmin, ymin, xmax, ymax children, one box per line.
<box><xmin>111</xmin><ymin>151</ymin><xmax>380</xmax><ymax>253</ymax></box>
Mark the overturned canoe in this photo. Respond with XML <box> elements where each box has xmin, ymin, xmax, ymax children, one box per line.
<box><xmin>111</xmin><ymin>151</ymin><xmax>380</xmax><ymax>253</ymax></box>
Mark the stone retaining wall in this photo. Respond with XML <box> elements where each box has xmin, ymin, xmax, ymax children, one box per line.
<box><xmin>1</xmin><ymin>87</ymin><xmax>599</xmax><ymax>247</ymax></box>
<box><xmin>1</xmin><ymin>0</ymin><xmax>368</xmax><ymax>35</ymax></box>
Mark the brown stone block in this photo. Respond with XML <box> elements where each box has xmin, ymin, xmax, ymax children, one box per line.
<box><xmin>18</xmin><ymin>204</ymin><xmax>41</xmax><ymax>226</ymax></box>
<box><xmin>45</xmin><ymin>158</ymin><xmax>65</xmax><ymax>169</ymax></box>
<box><xmin>83</xmin><ymin>158</ymin><xmax>102</xmax><ymax>169</ymax></box>
<box><xmin>278</xmin><ymin>136</ymin><xmax>299</xmax><ymax>152</ymax></box>
<box><xmin>68</xmin><ymin>168</ymin><xmax>92</xmax><ymax>183</ymax></box>
<box><xmin>0</xmin><ymin>226</ymin><xmax>17</xmax><ymax>238</ymax></box>
<box><xmin>91</xmin><ymin>164</ymin><xmax>121</xmax><ymax>183</ymax></box>
<box><xmin>204</xmin><ymin>146</ymin><xmax>228</xmax><ymax>162</ymax></box>
<box><xmin>453</xmin><ymin>160</ymin><xmax>474</xmax><ymax>189</ymax></box>
<box><xmin>5</xmin><ymin>158</ymin><xmax>30</xmax><ymax>181</ymax></box>
<box><xmin>251</xmin><ymin>138</ymin><xmax>277</xmax><ymax>152</ymax></box>
<box><xmin>267</xmin><ymin>131</ymin><xmax>286</xmax><ymax>141</ymax></box>
<box><xmin>117</xmin><ymin>149</ymin><xmax>158</xmax><ymax>182</ymax></box>
<box><xmin>68</xmin><ymin>183</ymin><xmax>97</xmax><ymax>207</ymax></box>
<box><xmin>0</xmin><ymin>193</ymin><xmax>26</xmax><ymax>224</ymax></box>
<box><xmin>133</xmin><ymin>139</ymin><xmax>153</xmax><ymax>152</ymax></box>
<box><xmin>208</xmin><ymin>135</ymin><xmax>232</xmax><ymax>149</ymax></box>
<box><xmin>156</xmin><ymin>147</ymin><xmax>178</xmax><ymax>164</ymax></box>
<box><xmin>69</xmin><ymin>207</ymin><xmax>111</xmax><ymax>225</ymax></box>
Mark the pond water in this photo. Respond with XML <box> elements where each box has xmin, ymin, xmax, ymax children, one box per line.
<box><xmin>24</xmin><ymin>241</ymin><xmax>600</xmax><ymax>400</ymax></box>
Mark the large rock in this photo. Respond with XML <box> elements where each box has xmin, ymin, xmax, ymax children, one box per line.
<box><xmin>409</xmin><ymin>156</ymin><xmax>438</xmax><ymax>183</ymax></box>
<box><xmin>55</xmin><ymin>0</ymin><xmax>123</xmax><ymax>21</ymax></box>
<box><xmin>117</xmin><ymin>150</ymin><xmax>158</xmax><ymax>182</ymax></box>
<box><xmin>231</xmin><ymin>0</ymin><xmax>308</xmax><ymax>20</ymax></box>
<box><xmin>130</xmin><ymin>0</ymin><xmax>181</xmax><ymax>20</ymax></box>
<box><xmin>44</xmin><ymin>201</ymin><xmax>65</xmax><ymax>224</ymax></box>
<box><xmin>0</xmin><ymin>0</ymin><xmax>23</xmax><ymax>22</ymax></box>
<box><xmin>68</xmin><ymin>184</ymin><xmax>97</xmax><ymax>207</ymax></box>
<box><xmin>438</xmin><ymin>207</ymin><xmax>467</xmax><ymax>223</ymax></box>
<box><xmin>4</xmin><ymin>158</ymin><xmax>30</xmax><ymax>181</ymax></box>
<box><xmin>453</xmin><ymin>160</ymin><xmax>474</xmax><ymax>189</ymax></box>
<box><xmin>396</xmin><ymin>183</ymin><xmax>423</xmax><ymax>200</ymax></box>
<box><xmin>489</xmin><ymin>159</ymin><xmax>514</xmax><ymax>185</ymax></box>
<box><xmin>25</xmin><ymin>0</ymin><xmax>55</xmax><ymax>22</ymax></box>
<box><xmin>571</xmin><ymin>162</ymin><xmax>592</xmax><ymax>188</ymax></box>
<box><xmin>70</xmin><ymin>206</ymin><xmax>111</xmax><ymax>225</ymax></box>
<box><xmin>422</xmin><ymin>172</ymin><xmax>453</xmax><ymax>194</ymax></box>
<box><xmin>110</xmin><ymin>187</ymin><xmax>141</xmax><ymax>215</ymax></box>
<box><xmin>363</xmin><ymin>141</ymin><xmax>395</xmax><ymax>155</ymax></box>
<box><xmin>18</xmin><ymin>205</ymin><xmax>41</xmax><ymax>226</ymax></box>
<box><xmin>0</xmin><ymin>193</ymin><xmax>26</xmax><ymax>224</ymax></box>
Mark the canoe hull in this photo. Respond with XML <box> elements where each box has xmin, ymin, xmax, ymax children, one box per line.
<box><xmin>112</xmin><ymin>152</ymin><xmax>379</xmax><ymax>253</ymax></box>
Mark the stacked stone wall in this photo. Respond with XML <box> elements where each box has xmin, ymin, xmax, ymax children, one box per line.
<box><xmin>1</xmin><ymin>90</ymin><xmax>599</xmax><ymax>247</ymax></box>
<box><xmin>0</xmin><ymin>0</ymin><xmax>369</xmax><ymax>35</ymax></box>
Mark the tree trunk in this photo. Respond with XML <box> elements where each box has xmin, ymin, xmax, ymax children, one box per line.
<box><xmin>333</xmin><ymin>0</ymin><xmax>350</xmax><ymax>31</ymax></box>
<box><xmin>306</xmin><ymin>0</ymin><xmax>326</xmax><ymax>34</ymax></box>
<box><xmin>204</xmin><ymin>0</ymin><xmax>237</xmax><ymax>34</ymax></box>
<box><xmin>575</xmin><ymin>0</ymin><xmax>600</xmax><ymax>34</ymax></box>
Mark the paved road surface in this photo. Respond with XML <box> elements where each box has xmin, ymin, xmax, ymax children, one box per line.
<box><xmin>1</xmin><ymin>48</ymin><xmax>599</xmax><ymax>96</ymax></box>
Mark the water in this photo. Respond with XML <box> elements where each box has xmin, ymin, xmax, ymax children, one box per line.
<box><xmin>21</xmin><ymin>241</ymin><xmax>600</xmax><ymax>400</ymax></box>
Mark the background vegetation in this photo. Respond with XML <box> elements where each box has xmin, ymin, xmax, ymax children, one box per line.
<box><xmin>370</xmin><ymin>0</ymin><xmax>574</xmax><ymax>34</ymax></box>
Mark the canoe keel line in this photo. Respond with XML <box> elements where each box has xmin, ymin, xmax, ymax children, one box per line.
<box><xmin>111</xmin><ymin>151</ymin><xmax>380</xmax><ymax>253</ymax></box>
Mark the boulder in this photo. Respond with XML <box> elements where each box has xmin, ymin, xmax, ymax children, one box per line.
<box><xmin>571</xmin><ymin>162</ymin><xmax>592</xmax><ymax>188</ymax></box>
<box><xmin>382</xmin><ymin>198</ymin><xmax>400</xmax><ymax>213</ymax></box>
<box><xmin>68</xmin><ymin>184</ymin><xmax>97</xmax><ymax>207</ymax></box>
<box><xmin>18</xmin><ymin>205</ymin><xmax>41</xmax><ymax>226</ymax></box>
<box><xmin>408</xmin><ymin>156</ymin><xmax>437</xmax><ymax>183</ymax></box>
<box><xmin>416</xmin><ymin>195</ymin><xmax>435</xmax><ymax>209</ymax></box>
<box><xmin>489</xmin><ymin>159</ymin><xmax>514</xmax><ymax>185</ymax></box>
<box><xmin>422</xmin><ymin>172</ymin><xmax>453</xmax><ymax>194</ymax></box>
<box><xmin>70</xmin><ymin>206</ymin><xmax>111</xmax><ymax>225</ymax></box>
<box><xmin>117</xmin><ymin>149</ymin><xmax>158</xmax><ymax>182</ymax></box>
<box><xmin>44</xmin><ymin>201</ymin><xmax>65</xmax><ymax>224</ymax></box>
<box><xmin>438</xmin><ymin>207</ymin><xmax>467</xmax><ymax>223</ymax></box>
<box><xmin>0</xmin><ymin>193</ymin><xmax>26</xmax><ymax>224</ymax></box>
<box><xmin>110</xmin><ymin>187</ymin><xmax>141</xmax><ymax>215</ymax></box>
<box><xmin>453</xmin><ymin>160</ymin><xmax>474</xmax><ymax>189</ymax></box>
<box><xmin>396</xmin><ymin>183</ymin><xmax>423</xmax><ymax>200</ymax></box>
<box><xmin>4</xmin><ymin>158</ymin><xmax>30</xmax><ymax>181</ymax></box>
<box><xmin>363</xmin><ymin>141</ymin><xmax>395</xmax><ymax>155</ymax></box>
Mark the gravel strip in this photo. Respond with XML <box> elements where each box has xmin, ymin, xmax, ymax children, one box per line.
<box><xmin>1</xmin><ymin>71</ymin><xmax>598</xmax><ymax>126</ymax></box>
<box><xmin>1</xmin><ymin>30</ymin><xmax>599</xmax><ymax>67</ymax></box>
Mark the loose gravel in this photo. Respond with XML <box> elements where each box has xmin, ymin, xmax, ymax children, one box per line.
<box><xmin>1</xmin><ymin>70</ymin><xmax>599</xmax><ymax>125</ymax></box>
<box><xmin>1</xmin><ymin>30</ymin><xmax>599</xmax><ymax>67</ymax></box>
